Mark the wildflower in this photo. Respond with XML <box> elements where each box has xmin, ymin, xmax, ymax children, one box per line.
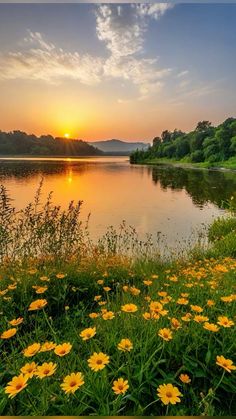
<box><xmin>102</xmin><ymin>311</ymin><xmax>115</xmax><ymax>320</ymax></box>
<box><xmin>143</xmin><ymin>280</ymin><xmax>152</xmax><ymax>286</ymax></box>
<box><xmin>98</xmin><ymin>301</ymin><xmax>106</xmax><ymax>306</ymax></box>
<box><xmin>181</xmin><ymin>313</ymin><xmax>192</xmax><ymax>322</ymax></box>
<box><xmin>20</xmin><ymin>362</ymin><xmax>37</xmax><ymax>378</ymax></box>
<box><xmin>152</xmin><ymin>274</ymin><xmax>159</xmax><ymax>279</ymax></box>
<box><xmin>207</xmin><ymin>300</ymin><xmax>215</xmax><ymax>307</ymax></box>
<box><xmin>9</xmin><ymin>317</ymin><xmax>23</xmax><ymax>326</ymax></box>
<box><xmin>171</xmin><ymin>318</ymin><xmax>182</xmax><ymax>330</ymax></box>
<box><xmin>61</xmin><ymin>372</ymin><xmax>85</xmax><ymax>394</ymax></box>
<box><xmin>35</xmin><ymin>286</ymin><xmax>48</xmax><ymax>294</ymax></box>
<box><xmin>103</xmin><ymin>286</ymin><xmax>111</xmax><ymax>292</ymax></box>
<box><xmin>112</xmin><ymin>378</ymin><xmax>129</xmax><ymax>395</ymax></box>
<box><xmin>89</xmin><ymin>312</ymin><xmax>99</xmax><ymax>319</ymax></box>
<box><xmin>158</xmin><ymin>328</ymin><xmax>173</xmax><ymax>341</ymax></box>
<box><xmin>40</xmin><ymin>341</ymin><xmax>56</xmax><ymax>352</ymax></box>
<box><xmin>23</xmin><ymin>343</ymin><xmax>41</xmax><ymax>357</ymax></box>
<box><xmin>121</xmin><ymin>304</ymin><xmax>138</xmax><ymax>313</ymax></box>
<box><xmin>80</xmin><ymin>327</ymin><xmax>96</xmax><ymax>341</ymax></box>
<box><xmin>217</xmin><ymin>316</ymin><xmax>234</xmax><ymax>328</ymax></box>
<box><xmin>216</xmin><ymin>355</ymin><xmax>236</xmax><ymax>373</ymax></box>
<box><xmin>54</xmin><ymin>342</ymin><xmax>72</xmax><ymax>357</ymax></box>
<box><xmin>40</xmin><ymin>276</ymin><xmax>50</xmax><ymax>282</ymax></box>
<box><xmin>1</xmin><ymin>328</ymin><xmax>17</xmax><ymax>339</ymax></box>
<box><xmin>5</xmin><ymin>374</ymin><xmax>28</xmax><ymax>398</ymax></box>
<box><xmin>221</xmin><ymin>295</ymin><xmax>234</xmax><ymax>303</ymax></box>
<box><xmin>177</xmin><ymin>298</ymin><xmax>189</xmax><ymax>305</ymax></box>
<box><xmin>97</xmin><ymin>280</ymin><xmax>104</xmax><ymax>285</ymax></box>
<box><xmin>143</xmin><ymin>312</ymin><xmax>151</xmax><ymax>320</ymax></box>
<box><xmin>194</xmin><ymin>315</ymin><xmax>209</xmax><ymax>323</ymax></box>
<box><xmin>150</xmin><ymin>301</ymin><xmax>163</xmax><ymax>314</ymax></box>
<box><xmin>203</xmin><ymin>322</ymin><xmax>219</xmax><ymax>332</ymax></box>
<box><xmin>88</xmin><ymin>352</ymin><xmax>110</xmax><ymax>372</ymax></box>
<box><xmin>56</xmin><ymin>273</ymin><xmax>66</xmax><ymax>279</ymax></box>
<box><xmin>36</xmin><ymin>362</ymin><xmax>57</xmax><ymax>379</ymax></box>
<box><xmin>158</xmin><ymin>291</ymin><xmax>167</xmax><ymax>297</ymax></box>
<box><xmin>179</xmin><ymin>374</ymin><xmax>191</xmax><ymax>384</ymax></box>
<box><xmin>157</xmin><ymin>383</ymin><xmax>182</xmax><ymax>405</ymax></box>
<box><xmin>190</xmin><ymin>305</ymin><xmax>203</xmax><ymax>313</ymax></box>
<box><xmin>94</xmin><ymin>295</ymin><xmax>102</xmax><ymax>302</ymax></box>
<box><xmin>28</xmin><ymin>299</ymin><xmax>47</xmax><ymax>311</ymax></box>
<box><xmin>123</xmin><ymin>286</ymin><xmax>129</xmax><ymax>292</ymax></box>
<box><xmin>130</xmin><ymin>287</ymin><xmax>141</xmax><ymax>296</ymax></box>
<box><xmin>117</xmin><ymin>338</ymin><xmax>133</xmax><ymax>352</ymax></box>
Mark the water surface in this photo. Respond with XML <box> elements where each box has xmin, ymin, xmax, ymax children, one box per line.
<box><xmin>0</xmin><ymin>156</ymin><xmax>234</xmax><ymax>247</ymax></box>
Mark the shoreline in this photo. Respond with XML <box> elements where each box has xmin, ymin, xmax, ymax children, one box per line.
<box><xmin>132</xmin><ymin>158</ymin><xmax>236</xmax><ymax>172</ymax></box>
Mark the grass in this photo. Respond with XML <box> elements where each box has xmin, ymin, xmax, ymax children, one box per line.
<box><xmin>0</xmin><ymin>186</ymin><xmax>235</xmax><ymax>415</ymax></box>
<box><xmin>136</xmin><ymin>157</ymin><xmax>236</xmax><ymax>171</ymax></box>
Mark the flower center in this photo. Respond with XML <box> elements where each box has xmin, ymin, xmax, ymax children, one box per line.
<box><xmin>96</xmin><ymin>359</ymin><xmax>103</xmax><ymax>365</ymax></box>
<box><xmin>166</xmin><ymin>392</ymin><xmax>173</xmax><ymax>398</ymax></box>
<box><xmin>70</xmin><ymin>381</ymin><xmax>77</xmax><ymax>387</ymax></box>
<box><xmin>16</xmin><ymin>384</ymin><xmax>23</xmax><ymax>390</ymax></box>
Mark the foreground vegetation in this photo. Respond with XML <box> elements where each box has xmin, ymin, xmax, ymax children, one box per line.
<box><xmin>0</xmin><ymin>187</ymin><xmax>235</xmax><ymax>415</ymax></box>
<box><xmin>130</xmin><ymin>117</ymin><xmax>236</xmax><ymax>168</ymax></box>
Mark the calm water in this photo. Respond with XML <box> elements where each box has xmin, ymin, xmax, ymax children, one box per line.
<box><xmin>0</xmin><ymin>156</ymin><xmax>235</xmax><ymax>247</ymax></box>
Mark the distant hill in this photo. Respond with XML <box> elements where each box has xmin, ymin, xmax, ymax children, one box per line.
<box><xmin>0</xmin><ymin>131</ymin><xmax>103</xmax><ymax>156</ymax></box>
<box><xmin>89</xmin><ymin>139</ymin><xmax>149</xmax><ymax>155</ymax></box>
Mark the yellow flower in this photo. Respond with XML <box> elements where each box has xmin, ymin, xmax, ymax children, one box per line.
<box><xmin>143</xmin><ymin>312</ymin><xmax>151</xmax><ymax>320</ymax></box>
<box><xmin>9</xmin><ymin>317</ymin><xmax>23</xmax><ymax>326</ymax></box>
<box><xmin>217</xmin><ymin>316</ymin><xmax>234</xmax><ymax>328</ymax></box>
<box><xmin>80</xmin><ymin>327</ymin><xmax>96</xmax><ymax>341</ymax></box>
<box><xmin>150</xmin><ymin>301</ymin><xmax>163</xmax><ymax>314</ymax></box>
<box><xmin>35</xmin><ymin>286</ymin><xmax>48</xmax><ymax>294</ymax></box>
<box><xmin>190</xmin><ymin>305</ymin><xmax>203</xmax><ymax>313</ymax></box>
<box><xmin>152</xmin><ymin>274</ymin><xmax>159</xmax><ymax>279</ymax></box>
<box><xmin>121</xmin><ymin>304</ymin><xmax>138</xmax><ymax>313</ymax></box>
<box><xmin>5</xmin><ymin>374</ymin><xmax>28</xmax><ymax>398</ymax></box>
<box><xmin>40</xmin><ymin>276</ymin><xmax>50</xmax><ymax>282</ymax></box>
<box><xmin>54</xmin><ymin>342</ymin><xmax>72</xmax><ymax>357</ymax></box>
<box><xmin>194</xmin><ymin>315</ymin><xmax>209</xmax><ymax>323</ymax></box>
<box><xmin>158</xmin><ymin>328</ymin><xmax>173</xmax><ymax>341</ymax></box>
<box><xmin>143</xmin><ymin>280</ymin><xmax>153</xmax><ymax>286</ymax></box>
<box><xmin>102</xmin><ymin>311</ymin><xmax>115</xmax><ymax>320</ymax></box>
<box><xmin>203</xmin><ymin>322</ymin><xmax>219</xmax><ymax>332</ymax></box>
<box><xmin>130</xmin><ymin>287</ymin><xmax>141</xmax><ymax>296</ymax></box>
<box><xmin>171</xmin><ymin>318</ymin><xmax>182</xmax><ymax>330</ymax></box>
<box><xmin>23</xmin><ymin>343</ymin><xmax>41</xmax><ymax>357</ymax></box>
<box><xmin>177</xmin><ymin>298</ymin><xmax>189</xmax><ymax>305</ymax></box>
<box><xmin>28</xmin><ymin>299</ymin><xmax>47</xmax><ymax>311</ymax></box>
<box><xmin>103</xmin><ymin>286</ymin><xmax>111</xmax><ymax>292</ymax></box>
<box><xmin>181</xmin><ymin>313</ymin><xmax>192</xmax><ymax>322</ymax></box>
<box><xmin>40</xmin><ymin>341</ymin><xmax>56</xmax><ymax>352</ymax></box>
<box><xmin>158</xmin><ymin>291</ymin><xmax>167</xmax><ymax>297</ymax></box>
<box><xmin>117</xmin><ymin>338</ymin><xmax>133</xmax><ymax>352</ymax></box>
<box><xmin>61</xmin><ymin>372</ymin><xmax>85</xmax><ymax>394</ymax></box>
<box><xmin>36</xmin><ymin>362</ymin><xmax>57</xmax><ymax>379</ymax></box>
<box><xmin>20</xmin><ymin>362</ymin><xmax>38</xmax><ymax>378</ymax></box>
<box><xmin>56</xmin><ymin>273</ymin><xmax>66</xmax><ymax>279</ymax></box>
<box><xmin>112</xmin><ymin>378</ymin><xmax>129</xmax><ymax>395</ymax></box>
<box><xmin>207</xmin><ymin>299</ymin><xmax>215</xmax><ymax>307</ymax></box>
<box><xmin>89</xmin><ymin>312</ymin><xmax>99</xmax><ymax>319</ymax></box>
<box><xmin>97</xmin><ymin>280</ymin><xmax>104</xmax><ymax>285</ymax></box>
<box><xmin>1</xmin><ymin>328</ymin><xmax>17</xmax><ymax>339</ymax></box>
<box><xmin>94</xmin><ymin>295</ymin><xmax>102</xmax><ymax>301</ymax></box>
<box><xmin>87</xmin><ymin>352</ymin><xmax>110</xmax><ymax>372</ymax></box>
<box><xmin>179</xmin><ymin>374</ymin><xmax>191</xmax><ymax>384</ymax></box>
<box><xmin>122</xmin><ymin>286</ymin><xmax>129</xmax><ymax>292</ymax></box>
<box><xmin>157</xmin><ymin>383</ymin><xmax>182</xmax><ymax>405</ymax></box>
<box><xmin>216</xmin><ymin>355</ymin><xmax>236</xmax><ymax>373</ymax></box>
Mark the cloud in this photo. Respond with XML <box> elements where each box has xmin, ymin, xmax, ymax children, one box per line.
<box><xmin>176</xmin><ymin>70</ymin><xmax>189</xmax><ymax>78</ymax></box>
<box><xmin>0</xmin><ymin>4</ymin><xmax>174</xmax><ymax>99</ymax></box>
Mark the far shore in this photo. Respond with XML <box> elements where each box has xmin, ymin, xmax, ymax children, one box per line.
<box><xmin>134</xmin><ymin>157</ymin><xmax>236</xmax><ymax>172</ymax></box>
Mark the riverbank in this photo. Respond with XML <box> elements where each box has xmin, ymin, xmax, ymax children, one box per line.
<box><xmin>133</xmin><ymin>157</ymin><xmax>236</xmax><ymax>171</ymax></box>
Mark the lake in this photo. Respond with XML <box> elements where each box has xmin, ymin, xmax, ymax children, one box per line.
<box><xmin>0</xmin><ymin>156</ymin><xmax>234</xmax><ymax>249</ymax></box>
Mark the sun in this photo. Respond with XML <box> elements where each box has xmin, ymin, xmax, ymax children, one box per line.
<box><xmin>64</xmin><ymin>133</ymin><xmax>70</xmax><ymax>139</ymax></box>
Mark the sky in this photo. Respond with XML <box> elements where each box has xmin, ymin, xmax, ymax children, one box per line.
<box><xmin>0</xmin><ymin>3</ymin><xmax>236</xmax><ymax>141</ymax></box>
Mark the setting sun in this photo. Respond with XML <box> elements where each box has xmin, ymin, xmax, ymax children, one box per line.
<box><xmin>64</xmin><ymin>133</ymin><xmax>70</xmax><ymax>139</ymax></box>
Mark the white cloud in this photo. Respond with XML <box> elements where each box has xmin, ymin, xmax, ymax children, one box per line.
<box><xmin>0</xmin><ymin>4</ymin><xmax>174</xmax><ymax>100</ymax></box>
<box><xmin>176</xmin><ymin>70</ymin><xmax>189</xmax><ymax>78</ymax></box>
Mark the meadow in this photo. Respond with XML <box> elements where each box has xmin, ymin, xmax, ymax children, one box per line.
<box><xmin>0</xmin><ymin>185</ymin><xmax>235</xmax><ymax>415</ymax></box>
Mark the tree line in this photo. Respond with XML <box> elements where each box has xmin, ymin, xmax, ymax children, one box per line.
<box><xmin>0</xmin><ymin>131</ymin><xmax>103</xmax><ymax>156</ymax></box>
<box><xmin>130</xmin><ymin>117</ymin><xmax>236</xmax><ymax>164</ymax></box>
